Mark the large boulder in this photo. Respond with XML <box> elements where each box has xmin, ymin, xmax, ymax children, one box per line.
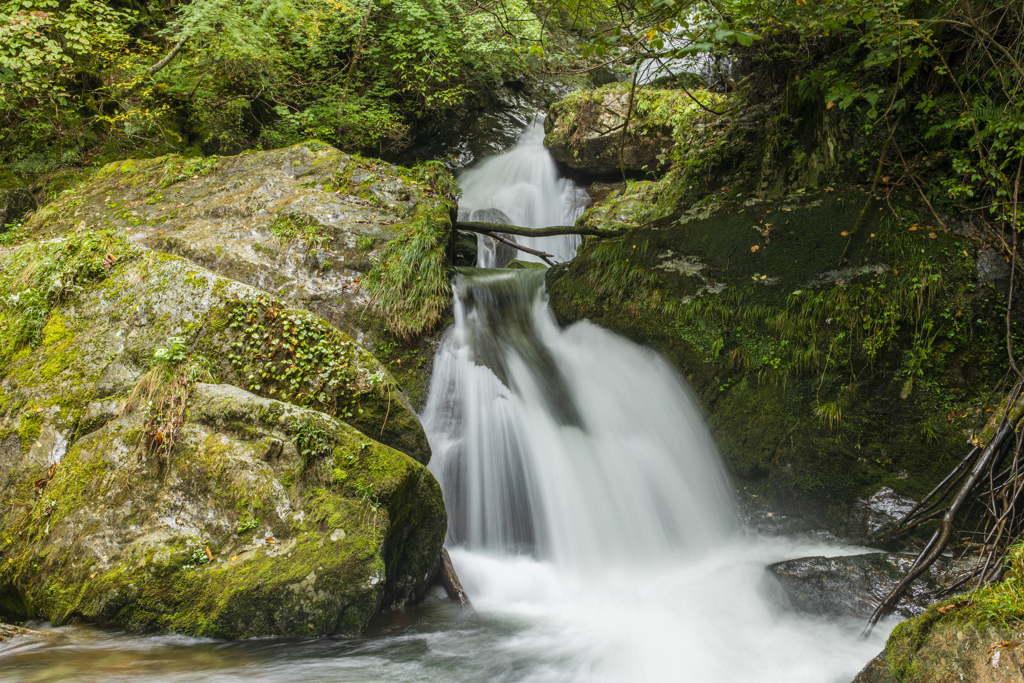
<box><xmin>25</xmin><ymin>143</ymin><xmax>458</xmax><ymax>408</ymax></box>
<box><xmin>0</xmin><ymin>237</ymin><xmax>446</xmax><ymax>637</ymax></box>
<box><xmin>768</xmin><ymin>553</ymin><xmax>966</xmax><ymax>619</ymax></box>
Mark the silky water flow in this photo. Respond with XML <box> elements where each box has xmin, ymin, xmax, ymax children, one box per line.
<box><xmin>0</xmin><ymin>121</ymin><xmax>896</xmax><ymax>683</ymax></box>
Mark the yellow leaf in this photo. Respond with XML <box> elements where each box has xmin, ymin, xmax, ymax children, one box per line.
<box><xmin>826</xmin><ymin>101</ymin><xmax>835</xmax><ymax>109</ymax></box>
<box><xmin>750</xmin><ymin>245</ymin><xmax>759</xmax><ymax>253</ymax></box>
<box><xmin>840</xmin><ymin>231</ymin><xmax>850</xmax><ymax>237</ymax></box>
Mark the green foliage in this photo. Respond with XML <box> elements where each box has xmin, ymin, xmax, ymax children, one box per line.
<box><xmin>975</xmin><ymin>542</ymin><xmax>1024</xmax><ymax>627</ymax></box>
<box><xmin>0</xmin><ymin>0</ymin><xmax>542</xmax><ymax>169</ymax></box>
<box><xmin>0</xmin><ymin>229</ymin><xmax>129</xmax><ymax>362</ymax></box>
<box><xmin>269</xmin><ymin>213</ymin><xmax>327</xmax><ymax>253</ymax></box>
<box><xmin>153</xmin><ymin>336</ymin><xmax>189</xmax><ymax>365</ymax></box>
<box><xmin>226</xmin><ymin>295</ymin><xmax>375</xmax><ymax>418</ymax></box>
<box><xmin>363</xmin><ymin>210</ymin><xmax>452</xmax><ymax>340</ymax></box>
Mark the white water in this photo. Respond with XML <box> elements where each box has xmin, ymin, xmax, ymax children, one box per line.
<box><xmin>457</xmin><ymin>120</ymin><xmax>590</xmax><ymax>267</ymax></box>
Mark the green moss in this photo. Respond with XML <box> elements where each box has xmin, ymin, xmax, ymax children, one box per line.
<box><xmin>550</xmin><ymin>190</ymin><xmax>1007</xmax><ymax>528</ymax></box>
<box><xmin>363</xmin><ymin>204</ymin><xmax>454</xmax><ymax>340</ymax></box>
<box><xmin>17</xmin><ymin>410</ymin><xmax>43</xmax><ymax>450</ymax></box>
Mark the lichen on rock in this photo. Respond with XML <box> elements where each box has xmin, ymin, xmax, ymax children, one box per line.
<box><xmin>24</xmin><ymin>142</ymin><xmax>458</xmax><ymax>354</ymax></box>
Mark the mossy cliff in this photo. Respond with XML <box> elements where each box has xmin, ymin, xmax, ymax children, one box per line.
<box><xmin>546</xmin><ymin>85</ymin><xmax>1014</xmax><ymax>535</ymax></box>
<box><xmin>0</xmin><ymin>234</ymin><xmax>446</xmax><ymax>638</ymax></box>
<box><xmin>22</xmin><ymin>142</ymin><xmax>459</xmax><ymax>411</ymax></box>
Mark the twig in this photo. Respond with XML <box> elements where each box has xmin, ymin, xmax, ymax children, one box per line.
<box><xmin>457</xmin><ymin>221</ymin><xmax>622</xmax><ymax>238</ymax></box>
<box><xmin>483</xmin><ymin>232</ymin><xmax>556</xmax><ymax>266</ymax></box>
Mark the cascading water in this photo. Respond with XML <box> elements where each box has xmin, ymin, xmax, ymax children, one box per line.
<box><xmin>422</xmin><ymin>269</ymin><xmax>736</xmax><ymax>567</ymax></box>
<box><xmin>457</xmin><ymin>119</ymin><xmax>590</xmax><ymax>267</ymax></box>
<box><xmin>0</xmin><ymin>122</ymin><xmax>898</xmax><ymax>683</ymax></box>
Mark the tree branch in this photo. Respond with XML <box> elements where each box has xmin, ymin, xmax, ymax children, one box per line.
<box><xmin>482</xmin><ymin>232</ymin><xmax>556</xmax><ymax>266</ymax></box>
<box><xmin>457</xmin><ymin>221</ymin><xmax>623</xmax><ymax>238</ymax></box>
<box><xmin>147</xmin><ymin>34</ymin><xmax>189</xmax><ymax>78</ymax></box>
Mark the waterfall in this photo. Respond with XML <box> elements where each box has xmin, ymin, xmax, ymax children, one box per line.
<box><xmin>415</xmin><ymin>123</ymin><xmax>895</xmax><ymax>682</ymax></box>
<box><xmin>422</xmin><ymin>269</ymin><xmax>737</xmax><ymax>568</ymax></box>
<box><xmin>457</xmin><ymin>119</ymin><xmax>590</xmax><ymax>267</ymax></box>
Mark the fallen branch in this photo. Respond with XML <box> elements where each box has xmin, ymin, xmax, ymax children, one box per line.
<box><xmin>457</xmin><ymin>221</ymin><xmax>623</xmax><ymax>238</ymax></box>
<box><xmin>437</xmin><ymin>547</ymin><xmax>471</xmax><ymax>608</ymax></box>
<box><xmin>483</xmin><ymin>232</ymin><xmax>556</xmax><ymax>266</ymax></box>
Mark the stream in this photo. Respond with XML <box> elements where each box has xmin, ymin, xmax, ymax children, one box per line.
<box><xmin>0</xmin><ymin>121</ymin><xmax>897</xmax><ymax>683</ymax></box>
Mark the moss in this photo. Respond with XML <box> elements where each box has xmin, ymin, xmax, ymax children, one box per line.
<box><xmin>0</xmin><ymin>378</ymin><xmax>445</xmax><ymax>638</ymax></box>
<box><xmin>17</xmin><ymin>410</ymin><xmax>43</xmax><ymax>451</ymax></box>
<box><xmin>549</xmin><ymin>190</ymin><xmax>1008</xmax><ymax>529</ymax></box>
<box><xmin>363</xmin><ymin>203</ymin><xmax>454</xmax><ymax>340</ymax></box>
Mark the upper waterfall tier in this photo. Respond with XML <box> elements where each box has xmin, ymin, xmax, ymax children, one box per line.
<box><xmin>421</xmin><ymin>269</ymin><xmax>737</xmax><ymax>570</ymax></box>
<box><xmin>457</xmin><ymin>120</ymin><xmax>590</xmax><ymax>267</ymax></box>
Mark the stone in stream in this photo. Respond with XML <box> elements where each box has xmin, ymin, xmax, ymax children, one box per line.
<box><xmin>0</xmin><ymin>622</ymin><xmax>62</xmax><ymax>642</ymax></box>
<box><xmin>767</xmin><ymin>553</ymin><xmax>970</xmax><ymax>619</ymax></box>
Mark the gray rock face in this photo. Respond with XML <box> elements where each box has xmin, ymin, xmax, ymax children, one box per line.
<box><xmin>26</xmin><ymin>143</ymin><xmax>456</xmax><ymax>352</ymax></box>
<box><xmin>767</xmin><ymin>552</ymin><xmax>965</xmax><ymax>619</ymax></box>
<box><xmin>849</xmin><ymin>487</ymin><xmax>918</xmax><ymax>539</ymax></box>
<box><xmin>978</xmin><ymin>247</ymin><xmax>1012</xmax><ymax>283</ymax></box>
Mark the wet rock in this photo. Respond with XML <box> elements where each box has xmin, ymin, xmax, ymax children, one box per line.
<box><xmin>978</xmin><ymin>247</ymin><xmax>1011</xmax><ymax>284</ymax></box>
<box><xmin>0</xmin><ymin>622</ymin><xmax>61</xmax><ymax>642</ymax></box>
<box><xmin>454</xmin><ymin>230</ymin><xmax>479</xmax><ymax>267</ymax></box>
<box><xmin>737</xmin><ymin>489</ymin><xmax>836</xmax><ymax>539</ymax></box>
<box><xmin>401</xmin><ymin>85</ymin><xmax>543</xmax><ymax>170</ymax></box>
<box><xmin>768</xmin><ymin>552</ymin><xmax>961</xmax><ymax>619</ymax></box>
<box><xmin>848</xmin><ymin>487</ymin><xmax>918</xmax><ymax>540</ymax></box>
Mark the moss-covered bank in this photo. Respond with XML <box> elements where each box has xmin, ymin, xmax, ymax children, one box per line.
<box><xmin>549</xmin><ymin>181</ymin><xmax>1011</xmax><ymax>535</ymax></box>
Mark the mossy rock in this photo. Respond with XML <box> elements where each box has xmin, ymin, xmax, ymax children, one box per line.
<box><xmin>24</xmin><ymin>143</ymin><xmax>457</xmax><ymax>362</ymax></box>
<box><xmin>853</xmin><ymin>602</ymin><xmax>1024</xmax><ymax>682</ymax></box>
<box><xmin>544</xmin><ymin>84</ymin><xmax>683</xmax><ymax>177</ymax></box>
<box><xmin>0</xmin><ymin>383</ymin><xmax>445</xmax><ymax>639</ymax></box>
<box><xmin>0</xmin><ymin>244</ymin><xmax>446</xmax><ymax>638</ymax></box>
